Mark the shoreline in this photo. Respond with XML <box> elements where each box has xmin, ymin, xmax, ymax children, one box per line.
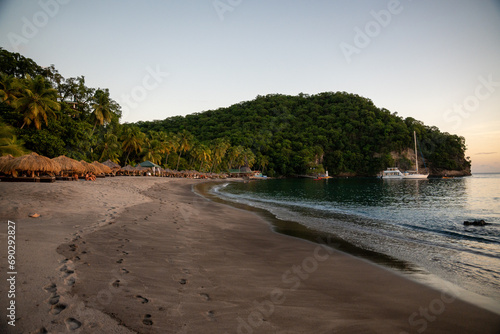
<box><xmin>199</xmin><ymin>180</ymin><xmax>500</xmax><ymax>316</ymax></box>
<box><xmin>1</xmin><ymin>177</ymin><xmax>499</xmax><ymax>333</ymax></box>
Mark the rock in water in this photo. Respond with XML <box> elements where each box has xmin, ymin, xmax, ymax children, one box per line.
<box><xmin>463</xmin><ymin>219</ymin><xmax>488</xmax><ymax>226</ymax></box>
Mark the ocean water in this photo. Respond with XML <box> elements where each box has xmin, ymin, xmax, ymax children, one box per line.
<box><xmin>211</xmin><ymin>174</ymin><xmax>500</xmax><ymax>311</ymax></box>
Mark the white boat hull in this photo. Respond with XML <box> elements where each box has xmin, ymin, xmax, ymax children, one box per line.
<box><xmin>403</xmin><ymin>174</ymin><xmax>429</xmax><ymax>179</ymax></box>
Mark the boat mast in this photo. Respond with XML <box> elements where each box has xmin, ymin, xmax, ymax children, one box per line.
<box><xmin>414</xmin><ymin>131</ymin><xmax>418</xmax><ymax>173</ymax></box>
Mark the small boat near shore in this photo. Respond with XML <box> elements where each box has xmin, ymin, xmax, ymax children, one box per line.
<box><xmin>382</xmin><ymin>131</ymin><xmax>429</xmax><ymax>179</ymax></box>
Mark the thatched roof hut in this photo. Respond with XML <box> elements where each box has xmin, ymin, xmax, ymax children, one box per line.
<box><xmin>92</xmin><ymin>161</ymin><xmax>112</xmax><ymax>174</ymax></box>
<box><xmin>0</xmin><ymin>154</ymin><xmax>15</xmax><ymax>174</ymax></box>
<box><xmin>80</xmin><ymin>160</ymin><xmax>101</xmax><ymax>174</ymax></box>
<box><xmin>102</xmin><ymin>159</ymin><xmax>121</xmax><ymax>171</ymax></box>
<box><xmin>1</xmin><ymin>152</ymin><xmax>61</xmax><ymax>177</ymax></box>
<box><xmin>120</xmin><ymin>165</ymin><xmax>137</xmax><ymax>175</ymax></box>
<box><xmin>134</xmin><ymin>166</ymin><xmax>150</xmax><ymax>175</ymax></box>
<box><xmin>53</xmin><ymin>155</ymin><xmax>85</xmax><ymax>174</ymax></box>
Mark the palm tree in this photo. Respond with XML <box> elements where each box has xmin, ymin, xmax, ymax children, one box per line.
<box><xmin>175</xmin><ymin>130</ymin><xmax>193</xmax><ymax>170</ymax></box>
<box><xmin>192</xmin><ymin>143</ymin><xmax>211</xmax><ymax>172</ymax></box>
<box><xmin>91</xmin><ymin>89</ymin><xmax>113</xmax><ymax>132</ymax></box>
<box><xmin>0</xmin><ymin>73</ymin><xmax>20</xmax><ymax>105</ymax></box>
<box><xmin>120</xmin><ymin>126</ymin><xmax>145</xmax><ymax>164</ymax></box>
<box><xmin>210</xmin><ymin>138</ymin><xmax>230</xmax><ymax>172</ymax></box>
<box><xmin>242</xmin><ymin>148</ymin><xmax>256</xmax><ymax>168</ymax></box>
<box><xmin>0</xmin><ymin>121</ymin><xmax>27</xmax><ymax>156</ymax></box>
<box><xmin>12</xmin><ymin>75</ymin><xmax>60</xmax><ymax>129</ymax></box>
<box><xmin>259</xmin><ymin>155</ymin><xmax>269</xmax><ymax>173</ymax></box>
<box><xmin>144</xmin><ymin>137</ymin><xmax>163</xmax><ymax>165</ymax></box>
<box><xmin>227</xmin><ymin>145</ymin><xmax>244</xmax><ymax>170</ymax></box>
<box><xmin>98</xmin><ymin>132</ymin><xmax>121</xmax><ymax>163</ymax></box>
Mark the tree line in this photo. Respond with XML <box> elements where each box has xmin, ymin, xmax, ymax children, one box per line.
<box><xmin>1</xmin><ymin>47</ymin><xmax>471</xmax><ymax>176</ymax></box>
<box><xmin>0</xmin><ymin>48</ymin><xmax>255</xmax><ymax>172</ymax></box>
<box><xmin>136</xmin><ymin>93</ymin><xmax>471</xmax><ymax>176</ymax></box>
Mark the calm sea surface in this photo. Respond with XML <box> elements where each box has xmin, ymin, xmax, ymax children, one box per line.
<box><xmin>211</xmin><ymin>174</ymin><xmax>500</xmax><ymax>311</ymax></box>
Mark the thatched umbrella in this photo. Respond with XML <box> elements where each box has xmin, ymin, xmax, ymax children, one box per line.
<box><xmin>120</xmin><ymin>165</ymin><xmax>137</xmax><ymax>175</ymax></box>
<box><xmin>2</xmin><ymin>152</ymin><xmax>61</xmax><ymax>177</ymax></box>
<box><xmin>92</xmin><ymin>161</ymin><xmax>112</xmax><ymax>174</ymax></box>
<box><xmin>53</xmin><ymin>155</ymin><xmax>85</xmax><ymax>174</ymax></box>
<box><xmin>0</xmin><ymin>154</ymin><xmax>15</xmax><ymax>174</ymax></box>
<box><xmin>79</xmin><ymin>160</ymin><xmax>101</xmax><ymax>174</ymax></box>
<box><xmin>134</xmin><ymin>165</ymin><xmax>150</xmax><ymax>175</ymax></box>
<box><xmin>102</xmin><ymin>159</ymin><xmax>121</xmax><ymax>171</ymax></box>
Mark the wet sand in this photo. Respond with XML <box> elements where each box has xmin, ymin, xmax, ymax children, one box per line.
<box><xmin>0</xmin><ymin>177</ymin><xmax>499</xmax><ymax>333</ymax></box>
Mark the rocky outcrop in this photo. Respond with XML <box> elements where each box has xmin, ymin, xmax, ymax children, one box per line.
<box><xmin>464</xmin><ymin>220</ymin><xmax>489</xmax><ymax>226</ymax></box>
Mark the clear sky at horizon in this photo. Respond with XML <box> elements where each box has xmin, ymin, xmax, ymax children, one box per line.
<box><xmin>1</xmin><ymin>0</ymin><xmax>499</xmax><ymax>172</ymax></box>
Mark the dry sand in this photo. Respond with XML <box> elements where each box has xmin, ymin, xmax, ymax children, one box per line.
<box><xmin>0</xmin><ymin>177</ymin><xmax>499</xmax><ymax>334</ymax></box>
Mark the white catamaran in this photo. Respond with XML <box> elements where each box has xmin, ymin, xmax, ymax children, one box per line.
<box><xmin>382</xmin><ymin>131</ymin><xmax>429</xmax><ymax>179</ymax></box>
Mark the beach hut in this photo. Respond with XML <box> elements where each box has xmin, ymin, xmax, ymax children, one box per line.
<box><xmin>137</xmin><ymin>161</ymin><xmax>161</xmax><ymax>176</ymax></box>
<box><xmin>79</xmin><ymin>160</ymin><xmax>101</xmax><ymax>175</ymax></box>
<box><xmin>228</xmin><ymin>167</ymin><xmax>253</xmax><ymax>178</ymax></box>
<box><xmin>120</xmin><ymin>165</ymin><xmax>137</xmax><ymax>176</ymax></box>
<box><xmin>92</xmin><ymin>161</ymin><xmax>112</xmax><ymax>175</ymax></box>
<box><xmin>102</xmin><ymin>159</ymin><xmax>121</xmax><ymax>173</ymax></box>
<box><xmin>0</xmin><ymin>154</ymin><xmax>15</xmax><ymax>175</ymax></box>
<box><xmin>2</xmin><ymin>152</ymin><xmax>61</xmax><ymax>177</ymax></box>
<box><xmin>53</xmin><ymin>156</ymin><xmax>85</xmax><ymax>175</ymax></box>
<box><xmin>134</xmin><ymin>165</ymin><xmax>151</xmax><ymax>176</ymax></box>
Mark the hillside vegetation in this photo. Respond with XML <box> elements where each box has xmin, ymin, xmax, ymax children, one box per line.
<box><xmin>136</xmin><ymin>93</ymin><xmax>471</xmax><ymax>176</ymax></box>
<box><xmin>0</xmin><ymin>48</ymin><xmax>470</xmax><ymax>176</ymax></box>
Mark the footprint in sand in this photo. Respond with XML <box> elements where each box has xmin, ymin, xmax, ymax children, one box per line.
<box><xmin>43</xmin><ymin>283</ymin><xmax>57</xmax><ymax>293</ymax></box>
<box><xmin>47</xmin><ymin>293</ymin><xmax>60</xmax><ymax>305</ymax></box>
<box><xmin>199</xmin><ymin>293</ymin><xmax>211</xmax><ymax>301</ymax></box>
<box><xmin>116</xmin><ymin>258</ymin><xmax>124</xmax><ymax>264</ymax></box>
<box><xmin>50</xmin><ymin>303</ymin><xmax>67</xmax><ymax>315</ymax></box>
<box><xmin>33</xmin><ymin>327</ymin><xmax>48</xmax><ymax>334</ymax></box>
<box><xmin>112</xmin><ymin>280</ymin><xmax>120</xmax><ymax>288</ymax></box>
<box><xmin>135</xmin><ymin>295</ymin><xmax>149</xmax><ymax>304</ymax></box>
<box><xmin>205</xmin><ymin>310</ymin><xmax>216</xmax><ymax>322</ymax></box>
<box><xmin>65</xmin><ymin>317</ymin><xmax>82</xmax><ymax>330</ymax></box>
<box><xmin>121</xmin><ymin>268</ymin><xmax>130</xmax><ymax>274</ymax></box>
<box><xmin>65</xmin><ymin>276</ymin><xmax>76</xmax><ymax>287</ymax></box>
<box><xmin>142</xmin><ymin>314</ymin><xmax>153</xmax><ymax>326</ymax></box>
<box><xmin>62</xmin><ymin>269</ymin><xmax>75</xmax><ymax>277</ymax></box>
<box><xmin>179</xmin><ymin>279</ymin><xmax>187</xmax><ymax>285</ymax></box>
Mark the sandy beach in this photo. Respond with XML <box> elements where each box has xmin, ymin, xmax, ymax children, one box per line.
<box><xmin>1</xmin><ymin>177</ymin><xmax>499</xmax><ymax>334</ymax></box>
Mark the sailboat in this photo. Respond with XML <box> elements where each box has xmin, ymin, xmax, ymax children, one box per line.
<box><xmin>403</xmin><ymin>131</ymin><xmax>429</xmax><ymax>179</ymax></box>
<box><xmin>382</xmin><ymin>131</ymin><xmax>429</xmax><ymax>179</ymax></box>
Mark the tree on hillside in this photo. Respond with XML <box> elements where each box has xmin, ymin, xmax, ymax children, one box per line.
<box><xmin>98</xmin><ymin>132</ymin><xmax>121</xmax><ymax>163</ymax></box>
<box><xmin>209</xmin><ymin>138</ymin><xmax>230</xmax><ymax>172</ymax></box>
<box><xmin>91</xmin><ymin>89</ymin><xmax>114</xmax><ymax>132</ymax></box>
<box><xmin>176</xmin><ymin>130</ymin><xmax>194</xmax><ymax>170</ymax></box>
<box><xmin>191</xmin><ymin>143</ymin><xmax>211</xmax><ymax>172</ymax></box>
<box><xmin>121</xmin><ymin>126</ymin><xmax>145</xmax><ymax>164</ymax></box>
<box><xmin>0</xmin><ymin>73</ymin><xmax>20</xmax><ymax>105</ymax></box>
<box><xmin>0</xmin><ymin>48</ymin><xmax>44</xmax><ymax>78</ymax></box>
<box><xmin>0</xmin><ymin>121</ymin><xmax>27</xmax><ymax>156</ymax></box>
<box><xmin>12</xmin><ymin>75</ymin><xmax>60</xmax><ymax>130</ymax></box>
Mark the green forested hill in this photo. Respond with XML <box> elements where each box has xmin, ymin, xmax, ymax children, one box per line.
<box><xmin>135</xmin><ymin>92</ymin><xmax>470</xmax><ymax>176</ymax></box>
<box><xmin>0</xmin><ymin>48</ymin><xmax>470</xmax><ymax>177</ymax></box>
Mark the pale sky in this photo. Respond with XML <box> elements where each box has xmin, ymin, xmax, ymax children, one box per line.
<box><xmin>1</xmin><ymin>0</ymin><xmax>499</xmax><ymax>173</ymax></box>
